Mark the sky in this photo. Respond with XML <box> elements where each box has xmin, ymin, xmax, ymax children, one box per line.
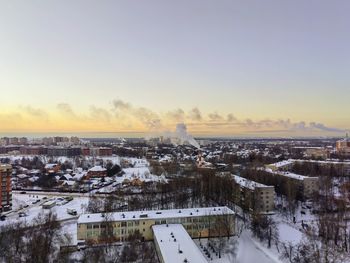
<box><xmin>0</xmin><ymin>0</ymin><xmax>349</xmax><ymax>137</ymax></box>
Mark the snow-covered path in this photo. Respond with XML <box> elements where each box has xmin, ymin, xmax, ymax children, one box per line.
<box><xmin>236</xmin><ymin>231</ymin><xmax>282</xmax><ymax>263</ymax></box>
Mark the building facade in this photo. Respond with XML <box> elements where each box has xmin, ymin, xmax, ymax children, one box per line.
<box><xmin>77</xmin><ymin>207</ymin><xmax>235</xmax><ymax>243</ymax></box>
<box><xmin>232</xmin><ymin>175</ymin><xmax>275</xmax><ymax>214</ymax></box>
<box><xmin>0</xmin><ymin>164</ymin><xmax>12</xmax><ymax>212</ymax></box>
<box><xmin>336</xmin><ymin>137</ymin><xmax>350</xmax><ymax>157</ymax></box>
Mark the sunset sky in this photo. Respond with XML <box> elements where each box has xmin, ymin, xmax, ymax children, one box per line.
<box><xmin>0</xmin><ymin>0</ymin><xmax>349</xmax><ymax>137</ymax></box>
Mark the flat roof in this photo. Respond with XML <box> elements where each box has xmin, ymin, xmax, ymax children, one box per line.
<box><xmin>232</xmin><ymin>174</ymin><xmax>272</xmax><ymax>190</ymax></box>
<box><xmin>0</xmin><ymin>164</ymin><xmax>12</xmax><ymax>171</ymax></box>
<box><xmin>265</xmin><ymin>169</ymin><xmax>318</xmax><ymax>181</ymax></box>
<box><xmin>78</xmin><ymin>206</ymin><xmax>234</xmax><ymax>224</ymax></box>
<box><xmin>152</xmin><ymin>224</ymin><xmax>207</xmax><ymax>263</ymax></box>
<box><xmin>269</xmin><ymin>159</ymin><xmax>350</xmax><ymax>168</ymax></box>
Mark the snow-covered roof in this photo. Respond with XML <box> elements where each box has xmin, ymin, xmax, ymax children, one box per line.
<box><xmin>0</xmin><ymin>164</ymin><xmax>12</xmax><ymax>171</ymax></box>
<box><xmin>232</xmin><ymin>174</ymin><xmax>272</xmax><ymax>190</ymax></box>
<box><xmin>268</xmin><ymin>160</ymin><xmax>293</xmax><ymax>168</ymax></box>
<box><xmin>269</xmin><ymin>159</ymin><xmax>350</xmax><ymax>169</ymax></box>
<box><xmin>62</xmin><ymin>180</ymin><xmax>75</xmax><ymax>186</ymax></box>
<box><xmin>152</xmin><ymin>224</ymin><xmax>207</xmax><ymax>263</ymax></box>
<box><xmin>292</xmin><ymin>159</ymin><xmax>350</xmax><ymax>166</ymax></box>
<box><xmin>78</xmin><ymin>206</ymin><xmax>234</xmax><ymax>224</ymax></box>
<box><xmin>88</xmin><ymin>166</ymin><xmax>107</xmax><ymax>172</ymax></box>
<box><xmin>265</xmin><ymin>169</ymin><xmax>318</xmax><ymax>181</ymax></box>
<box><xmin>16</xmin><ymin>174</ymin><xmax>28</xmax><ymax>179</ymax></box>
<box><xmin>73</xmin><ymin>172</ymin><xmax>86</xmax><ymax>181</ymax></box>
<box><xmin>60</xmin><ymin>174</ymin><xmax>73</xmax><ymax>180</ymax></box>
<box><xmin>45</xmin><ymin>163</ymin><xmax>58</xmax><ymax>169</ymax></box>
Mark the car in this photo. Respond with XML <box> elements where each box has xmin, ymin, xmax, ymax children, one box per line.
<box><xmin>77</xmin><ymin>241</ymin><xmax>86</xmax><ymax>251</ymax></box>
<box><xmin>0</xmin><ymin>215</ymin><xmax>6</xmax><ymax>221</ymax></box>
<box><xmin>23</xmin><ymin>204</ymin><xmax>29</xmax><ymax>208</ymax></box>
<box><xmin>19</xmin><ymin>212</ymin><xmax>27</xmax><ymax>217</ymax></box>
<box><xmin>43</xmin><ymin>197</ymin><xmax>48</xmax><ymax>200</ymax></box>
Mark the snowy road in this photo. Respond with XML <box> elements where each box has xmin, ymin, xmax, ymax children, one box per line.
<box><xmin>236</xmin><ymin>231</ymin><xmax>282</xmax><ymax>263</ymax></box>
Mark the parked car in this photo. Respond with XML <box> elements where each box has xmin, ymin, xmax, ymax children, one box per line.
<box><xmin>77</xmin><ymin>241</ymin><xmax>86</xmax><ymax>251</ymax></box>
<box><xmin>19</xmin><ymin>212</ymin><xmax>27</xmax><ymax>217</ymax></box>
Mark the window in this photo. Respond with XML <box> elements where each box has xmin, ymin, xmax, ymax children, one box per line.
<box><xmin>121</xmin><ymin>222</ymin><xmax>127</xmax><ymax>227</ymax></box>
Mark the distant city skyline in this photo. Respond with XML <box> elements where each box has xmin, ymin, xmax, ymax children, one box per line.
<box><xmin>1</xmin><ymin>1</ymin><xmax>349</xmax><ymax>137</ymax></box>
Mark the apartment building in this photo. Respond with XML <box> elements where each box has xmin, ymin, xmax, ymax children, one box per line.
<box><xmin>265</xmin><ymin>169</ymin><xmax>319</xmax><ymax>199</ymax></box>
<box><xmin>19</xmin><ymin>146</ymin><xmax>47</xmax><ymax>155</ymax></box>
<box><xmin>47</xmin><ymin>146</ymin><xmax>81</xmax><ymax>157</ymax></box>
<box><xmin>90</xmin><ymin>147</ymin><xmax>113</xmax><ymax>156</ymax></box>
<box><xmin>0</xmin><ymin>164</ymin><xmax>12</xmax><ymax>212</ymax></box>
<box><xmin>232</xmin><ymin>174</ymin><xmax>275</xmax><ymax>214</ymax></box>
<box><xmin>336</xmin><ymin>136</ymin><xmax>350</xmax><ymax>157</ymax></box>
<box><xmin>77</xmin><ymin>207</ymin><xmax>235</xmax><ymax>243</ymax></box>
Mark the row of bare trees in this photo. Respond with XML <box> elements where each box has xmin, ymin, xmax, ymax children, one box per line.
<box><xmin>0</xmin><ymin>212</ymin><xmax>70</xmax><ymax>263</ymax></box>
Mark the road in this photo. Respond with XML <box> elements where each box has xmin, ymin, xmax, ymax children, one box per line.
<box><xmin>236</xmin><ymin>231</ymin><xmax>282</xmax><ymax>263</ymax></box>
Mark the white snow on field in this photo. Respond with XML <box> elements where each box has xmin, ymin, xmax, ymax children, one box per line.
<box><xmin>278</xmin><ymin>223</ymin><xmax>303</xmax><ymax>244</ymax></box>
<box><xmin>194</xmin><ymin>231</ymin><xmax>283</xmax><ymax>263</ymax></box>
<box><xmin>1</xmin><ymin>193</ymin><xmax>89</xmax><ymax>228</ymax></box>
<box><xmin>113</xmin><ymin>166</ymin><xmax>167</xmax><ymax>185</ymax></box>
<box><xmin>61</xmin><ymin>221</ymin><xmax>78</xmax><ymax>245</ymax></box>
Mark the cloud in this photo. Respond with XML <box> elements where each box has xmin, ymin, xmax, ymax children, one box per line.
<box><xmin>227</xmin><ymin>113</ymin><xmax>237</xmax><ymax>122</ymax></box>
<box><xmin>208</xmin><ymin>112</ymin><xmax>223</xmax><ymax>122</ymax></box>
<box><xmin>20</xmin><ymin>106</ymin><xmax>48</xmax><ymax>119</ymax></box>
<box><xmin>188</xmin><ymin>107</ymin><xmax>202</xmax><ymax>121</ymax></box>
<box><xmin>166</xmin><ymin>109</ymin><xmax>185</xmax><ymax>122</ymax></box>
<box><xmin>309</xmin><ymin>122</ymin><xmax>346</xmax><ymax>133</ymax></box>
<box><xmin>0</xmin><ymin>99</ymin><xmax>347</xmax><ymax>136</ymax></box>
<box><xmin>89</xmin><ymin>106</ymin><xmax>111</xmax><ymax>123</ymax></box>
<box><xmin>112</xmin><ymin>99</ymin><xmax>132</xmax><ymax>111</ymax></box>
<box><xmin>112</xmin><ymin>99</ymin><xmax>162</xmax><ymax>130</ymax></box>
<box><xmin>57</xmin><ymin>103</ymin><xmax>76</xmax><ymax>117</ymax></box>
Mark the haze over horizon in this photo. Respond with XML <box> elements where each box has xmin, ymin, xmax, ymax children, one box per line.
<box><xmin>1</xmin><ymin>0</ymin><xmax>349</xmax><ymax>137</ymax></box>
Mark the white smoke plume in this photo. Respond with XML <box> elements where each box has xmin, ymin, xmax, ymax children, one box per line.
<box><xmin>164</xmin><ymin>123</ymin><xmax>200</xmax><ymax>149</ymax></box>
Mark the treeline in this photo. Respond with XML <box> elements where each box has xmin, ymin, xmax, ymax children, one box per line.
<box><xmin>0</xmin><ymin>212</ymin><xmax>70</xmax><ymax>263</ymax></box>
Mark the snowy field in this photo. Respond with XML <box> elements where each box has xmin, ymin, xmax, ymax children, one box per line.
<box><xmin>194</xmin><ymin>230</ymin><xmax>284</xmax><ymax>263</ymax></box>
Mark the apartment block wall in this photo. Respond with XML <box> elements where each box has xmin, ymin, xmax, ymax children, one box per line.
<box><xmin>0</xmin><ymin>165</ymin><xmax>12</xmax><ymax>212</ymax></box>
<box><xmin>77</xmin><ymin>214</ymin><xmax>235</xmax><ymax>243</ymax></box>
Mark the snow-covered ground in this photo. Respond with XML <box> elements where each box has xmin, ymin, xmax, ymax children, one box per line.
<box><xmin>237</xmin><ymin>231</ymin><xmax>282</xmax><ymax>263</ymax></box>
<box><xmin>1</xmin><ymin>193</ymin><xmax>89</xmax><ymax>230</ymax></box>
<box><xmin>194</xmin><ymin>230</ymin><xmax>284</xmax><ymax>263</ymax></box>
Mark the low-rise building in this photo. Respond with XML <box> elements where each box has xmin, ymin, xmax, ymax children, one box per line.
<box><xmin>77</xmin><ymin>207</ymin><xmax>235</xmax><ymax>243</ymax></box>
<box><xmin>152</xmin><ymin>224</ymin><xmax>208</xmax><ymax>263</ymax></box>
<box><xmin>86</xmin><ymin>166</ymin><xmax>107</xmax><ymax>178</ymax></box>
